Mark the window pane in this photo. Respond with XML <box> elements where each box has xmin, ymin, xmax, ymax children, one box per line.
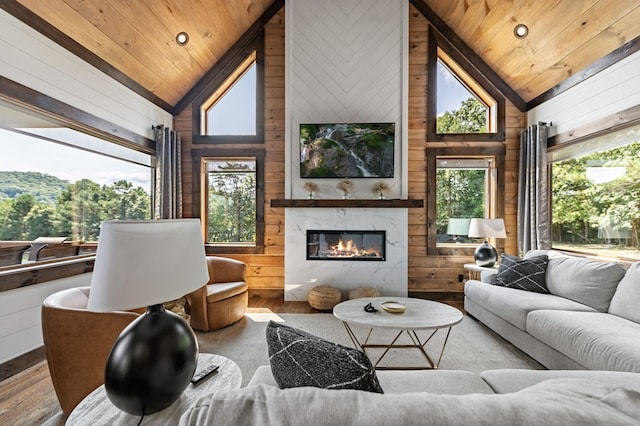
<box><xmin>206</xmin><ymin>63</ymin><xmax>256</xmax><ymax>135</ymax></box>
<box><xmin>206</xmin><ymin>159</ymin><xmax>256</xmax><ymax>244</ymax></box>
<box><xmin>436</xmin><ymin>60</ymin><xmax>488</xmax><ymax>134</ymax></box>
<box><xmin>0</xmin><ymin>123</ymin><xmax>152</xmax><ymax>264</ymax></box>
<box><xmin>436</xmin><ymin>159</ymin><xmax>488</xmax><ymax>243</ymax></box>
<box><xmin>551</xmin><ymin>141</ymin><xmax>640</xmax><ymax>259</ymax></box>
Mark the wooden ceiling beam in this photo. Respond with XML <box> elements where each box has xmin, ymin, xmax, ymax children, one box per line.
<box><xmin>527</xmin><ymin>35</ymin><xmax>640</xmax><ymax>110</ymax></box>
<box><xmin>409</xmin><ymin>0</ymin><xmax>527</xmax><ymax>112</ymax></box>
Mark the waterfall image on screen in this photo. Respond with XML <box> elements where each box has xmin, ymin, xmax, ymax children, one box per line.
<box><xmin>299</xmin><ymin>123</ymin><xmax>395</xmax><ymax>178</ymax></box>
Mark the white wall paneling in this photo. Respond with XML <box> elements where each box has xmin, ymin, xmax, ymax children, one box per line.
<box><xmin>0</xmin><ymin>9</ymin><xmax>172</xmax><ymax>139</ymax></box>
<box><xmin>0</xmin><ymin>273</ymin><xmax>92</xmax><ymax>364</ymax></box>
<box><xmin>286</xmin><ymin>0</ymin><xmax>408</xmax><ymax>199</ymax></box>
<box><xmin>529</xmin><ymin>50</ymin><xmax>640</xmax><ymax>137</ymax></box>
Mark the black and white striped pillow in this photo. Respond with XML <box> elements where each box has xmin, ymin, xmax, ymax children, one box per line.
<box><xmin>495</xmin><ymin>253</ymin><xmax>549</xmax><ymax>293</ymax></box>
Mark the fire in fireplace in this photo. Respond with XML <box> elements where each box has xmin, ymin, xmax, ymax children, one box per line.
<box><xmin>306</xmin><ymin>230</ymin><xmax>385</xmax><ymax>261</ymax></box>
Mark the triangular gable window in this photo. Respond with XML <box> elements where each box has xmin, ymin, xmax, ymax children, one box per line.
<box><xmin>428</xmin><ymin>26</ymin><xmax>504</xmax><ymax>142</ymax></box>
<box><xmin>192</xmin><ymin>31</ymin><xmax>264</xmax><ymax>146</ymax></box>
<box><xmin>201</xmin><ymin>53</ymin><xmax>257</xmax><ymax>136</ymax></box>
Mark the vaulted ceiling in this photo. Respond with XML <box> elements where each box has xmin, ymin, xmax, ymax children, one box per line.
<box><xmin>6</xmin><ymin>0</ymin><xmax>640</xmax><ymax>112</ymax></box>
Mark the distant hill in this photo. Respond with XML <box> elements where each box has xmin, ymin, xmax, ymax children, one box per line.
<box><xmin>0</xmin><ymin>171</ymin><xmax>69</xmax><ymax>204</ymax></box>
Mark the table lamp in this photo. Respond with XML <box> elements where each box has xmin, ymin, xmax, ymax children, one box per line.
<box><xmin>468</xmin><ymin>218</ymin><xmax>507</xmax><ymax>267</ymax></box>
<box><xmin>88</xmin><ymin>219</ymin><xmax>209</xmax><ymax>416</ymax></box>
<box><xmin>446</xmin><ymin>218</ymin><xmax>471</xmax><ymax>243</ymax></box>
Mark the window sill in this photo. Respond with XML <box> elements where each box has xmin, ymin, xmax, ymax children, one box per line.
<box><xmin>0</xmin><ymin>255</ymin><xmax>95</xmax><ymax>293</ymax></box>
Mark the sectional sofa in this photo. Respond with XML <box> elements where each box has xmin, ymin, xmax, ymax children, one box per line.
<box><xmin>464</xmin><ymin>250</ymin><xmax>640</xmax><ymax>372</ymax></box>
<box><xmin>177</xmin><ymin>251</ymin><xmax>640</xmax><ymax>424</ymax></box>
<box><xmin>180</xmin><ymin>367</ymin><xmax>640</xmax><ymax>424</ymax></box>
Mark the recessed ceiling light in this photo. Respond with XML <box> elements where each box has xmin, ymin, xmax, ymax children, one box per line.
<box><xmin>176</xmin><ymin>32</ymin><xmax>189</xmax><ymax>46</ymax></box>
<box><xmin>513</xmin><ymin>24</ymin><xmax>528</xmax><ymax>39</ymax></box>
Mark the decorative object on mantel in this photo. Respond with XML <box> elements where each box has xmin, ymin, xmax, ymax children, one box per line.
<box><xmin>303</xmin><ymin>181</ymin><xmax>318</xmax><ymax>199</ymax></box>
<box><xmin>270</xmin><ymin>199</ymin><xmax>424</xmax><ymax>208</ymax></box>
<box><xmin>371</xmin><ymin>181</ymin><xmax>390</xmax><ymax>199</ymax></box>
<box><xmin>336</xmin><ymin>179</ymin><xmax>354</xmax><ymax>199</ymax></box>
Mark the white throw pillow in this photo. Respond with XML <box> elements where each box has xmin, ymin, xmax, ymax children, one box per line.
<box><xmin>608</xmin><ymin>262</ymin><xmax>640</xmax><ymax>323</ymax></box>
<box><xmin>545</xmin><ymin>256</ymin><xmax>627</xmax><ymax>312</ymax></box>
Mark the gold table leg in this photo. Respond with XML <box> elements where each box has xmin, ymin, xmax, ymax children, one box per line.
<box><xmin>341</xmin><ymin>321</ymin><xmax>454</xmax><ymax>370</ymax></box>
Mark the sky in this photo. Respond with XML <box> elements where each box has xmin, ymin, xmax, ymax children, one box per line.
<box><xmin>207</xmin><ymin>64</ymin><xmax>256</xmax><ymax>135</ymax></box>
<box><xmin>437</xmin><ymin>61</ymin><xmax>475</xmax><ymax>114</ymax></box>
<box><xmin>0</xmin><ymin>128</ymin><xmax>152</xmax><ymax>191</ymax></box>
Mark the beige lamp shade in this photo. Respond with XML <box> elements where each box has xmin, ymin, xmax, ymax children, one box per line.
<box><xmin>468</xmin><ymin>218</ymin><xmax>507</xmax><ymax>239</ymax></box>
<box><xmin>88</xmin><ymin>219</ymin><xmax>209</xmax><ymax>312</ymax></box>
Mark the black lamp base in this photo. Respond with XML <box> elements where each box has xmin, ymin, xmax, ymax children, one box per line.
<box><xmin>474</xmin><ymin>241</ymin><xmax>498</xmax><ymax>267</ymax></box>
<box><xmin>104</xmin><ymin>304</ymin><xmax>198</xmax><ymax>416</ymax></box>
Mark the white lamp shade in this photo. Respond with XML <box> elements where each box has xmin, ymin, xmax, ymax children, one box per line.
<box><xmin>446</xmin><ymin>218</ymin><xmax>471</xmax><ymax>236</ymax></box>
<box><xmin>88</xmin><ymin>219</ymin><xmax>209</xmax><ymax>312</ymax></box>
<box><xmin>468</xmin><ymin>218</ymin><xmax>507</xmax><ymax>239</ymax></box>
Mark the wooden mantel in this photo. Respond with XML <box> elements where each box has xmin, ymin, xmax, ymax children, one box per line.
<box><xmin>270</xmin><ymin>199</ymin><xmax>424</xmax><ymax>208</ymax></box>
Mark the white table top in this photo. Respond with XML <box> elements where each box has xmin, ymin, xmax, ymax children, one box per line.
<box><xmin>66</xmin><ymin>353</ymin><xmax>241</xmax><ymax>425</ymax></box>
<box><xmin>464</xmin><ymin>263</ymin><xmax>499</xmax><ymax>272</ymax></box>
<box><xmin>333</xmin><ymin>297</ymin><xmax>463</xmax><ymax>330</ymax></box>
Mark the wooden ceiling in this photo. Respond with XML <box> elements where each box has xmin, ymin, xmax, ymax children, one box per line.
<box><xmin>8</xmin><ymin>0</ymin><xmax>640</xmax><ymax>112</ymax></box>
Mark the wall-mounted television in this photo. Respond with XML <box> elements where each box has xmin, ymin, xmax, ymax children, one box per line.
<box><xmin>299</xmin><ymin>122</ymin><xmax>395</xmax><ymax>178</ymax></box>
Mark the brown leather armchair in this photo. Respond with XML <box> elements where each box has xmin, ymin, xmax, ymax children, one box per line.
<box><xmin>41</xmin><ymin>287</ymin><xmax>142</xmax><ymax>416</ymax></box>
<box><xmin>184</xmin><ymin>256</ymin><xmax>248</xmax><ymax>331</ymax></box>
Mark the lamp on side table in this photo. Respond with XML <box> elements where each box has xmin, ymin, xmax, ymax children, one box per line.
<box><xmin>88</xmin><ymin>219</ymin><xmax>209</xmax><ymax>417</ymax></box>
<box><xmin>468</xmin><ymin>218</ymin><xmax>507</xmax><ymax>268</ymax></box>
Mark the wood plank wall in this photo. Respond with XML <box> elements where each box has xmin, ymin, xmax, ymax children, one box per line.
<box><xmin>175</xmin><ymin>5</ymin><xmax>526</xmax><ymax>301</ymax></box>
<box><xmin>175</xmin><ymin>9</ymin><xmax>286</xmax><ymax>298</ymax></box>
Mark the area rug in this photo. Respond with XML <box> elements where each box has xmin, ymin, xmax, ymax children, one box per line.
<box><xmin>196</xmin><ymin>312</ymin><xmax>544</xmax><ymax>385</ymax></box>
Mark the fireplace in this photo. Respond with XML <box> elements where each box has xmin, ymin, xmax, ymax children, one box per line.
<box><xmin>306</xmin><ymin>230</ymin><xmax>385</xmax><ymax>261</ymax></box>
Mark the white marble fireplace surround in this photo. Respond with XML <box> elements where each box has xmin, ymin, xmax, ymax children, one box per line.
<box><xmin>285</xmin><ymin>208</ymin><xmax>408</xmax><ymax>301</ymax></box>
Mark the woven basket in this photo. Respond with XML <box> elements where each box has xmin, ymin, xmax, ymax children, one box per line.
<box><xmin>307</xmin><ymin>285</ymin><xmax>342</xmax><ymax>311</ymax></box>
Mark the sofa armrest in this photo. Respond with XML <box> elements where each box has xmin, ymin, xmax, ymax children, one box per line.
<box><xmin>481</xmin><ymin>270</ymin><xmax>498</xmax><ymax>284</ymax></box>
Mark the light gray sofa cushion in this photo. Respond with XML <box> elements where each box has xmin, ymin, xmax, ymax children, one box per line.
<box><xmin>180</xmin><ymin>381</ymin><xmax>640</xmax><ymax>425</ymax></box>
<box><xmin>481</xmin><ymin>369</ymin><xmax>640</xmax><ymax>394</ymax></box>
<box><xmin>248</xmin><ymin>365</ymin><xmax>495</xmax><ymax>395</ymax></box>
<box><xmin>527</xmin><ymin>310</ymin><xmax>640</xmax><ymax>372</ymax></box>
<box><xmin>609</xmin><ymin>262</ymin><xmax>640</xmax><ymax>323</ymax></box>
<box><xmin>544</xmin><ymin>256</ymin><xmax>627</xmax><ymax>312</ymax></box>
<box><xmin>464</xmin><ymin>280</ymin><xmax>597</xmax><ymax>331</ymax></box>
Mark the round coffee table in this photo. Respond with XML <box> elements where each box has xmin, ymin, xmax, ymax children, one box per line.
<box><xmin>66</xmin><ymin>353</ymin><xmax>241</xmax><ymax>425</ymax></box>
<box><xmin>333</xmin><ymin>297</ymin><xmax>463</xmax><ymax>370</ymax></box>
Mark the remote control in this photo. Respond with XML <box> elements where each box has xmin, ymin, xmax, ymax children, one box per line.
<box><xmin>191</xmin><ymin>364</ymin><xmax>220</xmax><ymax>384</ymax></box>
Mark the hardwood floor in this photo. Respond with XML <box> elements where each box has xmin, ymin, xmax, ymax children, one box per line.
<box><xmin>0</xmin><ymin>299</ymin><xmax>316</xmax><ymax>426</ymax></box>
<box><xmin>0</xmin><ymin>297</ymin><xmax>463</xmax><ymax>425</ymax></box>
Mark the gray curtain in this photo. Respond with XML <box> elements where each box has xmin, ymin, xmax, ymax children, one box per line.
<box><xmin>153</xmin><ymin>125</ymin><xmax>182</xmax><ymax>219</ymax></box>
<box><xmin>517</xmin><ymin>123</ymin><xmax>551</xmax><ymax>255</ymax></box>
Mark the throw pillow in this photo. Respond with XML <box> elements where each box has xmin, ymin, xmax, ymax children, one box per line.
<box><xmin>494</xmin><ymin>253</ymin><xmax>549</xmax><ymax>293</ymax></box>
<box><xmin>608</xmin><ymin>262</ymin><xmax>640</xmax><ymax>322</ymax></box>
<box><xmin>266</xmin><ymin>321</ymin><xmax>383</xmax><ymax>393</ymax></box>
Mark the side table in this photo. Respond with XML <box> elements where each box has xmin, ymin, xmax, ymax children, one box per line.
<box><xmin>463</xmin><ymin>263</ymin><xmax>499</xmax><ymax>281</ymax></box>
<box><xmin>66</xmin><ymin>353</ymin><xmax>241</xmax><ymax>425</ymax></box>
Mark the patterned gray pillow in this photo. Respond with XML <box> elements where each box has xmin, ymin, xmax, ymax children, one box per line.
<box><xmin>495</xmin><ymin>253</ymin><xmax>549</xmax><ymax>293</ymax></box>
<box><xmin>266</xmin><ymin>321</ymin><xmax>383</xmax><ymax>393</ymax></box>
